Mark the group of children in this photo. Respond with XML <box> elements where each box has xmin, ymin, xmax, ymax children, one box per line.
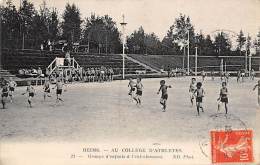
<box><xmin>126</xmin><ymin>76</ymin><xmax>239</xmax><ymax>116</ymax></box>
<box><xmin>128</xmin><ymin>77</ymin><xmax>144</xmax><ymax>106</ymax></box>
<box><xmin>83</xmin><ymin>67</ymin><xmax>114</xmax><ymax>83</ymax></box>
<box><xmin>189</xmin><ymin>77</ymin><xmax>229</xmax><ymax>116</ymax></box>
<box><xmin>1</xmin><ymin>78</ymin><xmax>17</xmax><ymax>109</ymax></box>
<box><xmin>1</xmin><ymin>75</ymin><xmax>260</xmax><ymax>116</ymax></box>
<box><xmin>1</xmin><ymin>77</ymin><xmax>66</xmax><ymax>109</ymax></box>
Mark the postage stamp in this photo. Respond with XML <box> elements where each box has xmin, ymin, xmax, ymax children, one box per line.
<box><xmin>211</xmin><ymin>130</ymin><xmax>253</xmax><ymax>164</ymax></box>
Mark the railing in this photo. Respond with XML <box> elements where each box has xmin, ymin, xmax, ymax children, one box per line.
<box><xmin>46</xmin><ymin>57</ymin><xmax>57</xmax><ymax>76</ymax></box>
<box><xmin>45</xmin><ymin>57</ymin><xmax>81</xmax><ymax>77</ymax></box>
<box><xmin>72</xmin><ymin>57</ymin><xmax>80</xmax><ymax>69</ymax></box>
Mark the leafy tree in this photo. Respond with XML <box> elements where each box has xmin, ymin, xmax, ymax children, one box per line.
<box><xmin>245</xmin><ymin>34</ymin><xmax>251</xmax><ymax>55</ymax></box>
<box><xmin>19</xmin><ymin>0</ymin><xmax>36</xmax><ymax>48</ymax></box>
<box><xmin>126</xmin><ymin>26</ymin><xmax>145</xmax><ymax>54</ymax></box>
<box><xmin>38</xmin><ymin>1</ymin><xmax>59</xmax><ymax>41</ymax></box>
<box><xmin>144</xmin><ymin>32</ymin><xmax>161</xmax><ymax>54</ymax></box>
<box><xmin>48</xmin><ymin>8</ymin><xmax>60</xmax><ymax>41</ymax></box>
<box><xmin>61</xmin><ymin>3</ymin><xmax>82</xmax><ymax>42</ymax></box>
<box><xmin>254</xmin><ymin>30</ymin><xmax>260</xmax><ymax>53</ymax></box>
<box><xmin>236</xmin><ymin>30</ymin><xmax>246</xmax><ymax>54</ymax></box>
<box><xmin>31</xmin><ymin>13</ymin><xmax>48</xmax><ymax>47</ymax></box>
<box><xmin>1</xmin><ymin>0</ymin><xmax>20</xmax><ymax>48</ymax></box>
<box><xmin>203</xmin><ymin>35</ymin><xmax>215</xmax><ymax>55</ymax></box>
<box><xmin>214</xmin><ymin>32</ymin><xmax>231</xmax><ymax>56</ymax></box>
<box><xmin>83</xmin><ymin>14</ymin><xmax>121</xmax><ymax>54</ymax></box>
<box><xmin>164</xmin><ymin>14</ymin><xmax>196</xmax><ymax>55</ymax></box>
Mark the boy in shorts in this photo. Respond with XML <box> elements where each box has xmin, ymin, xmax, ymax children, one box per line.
<box><xmin>22</xmin><ymin>81</ymin><xmax>35</xmax><ymax>108</ymax></box>
<box><xmin>193</xmin><ymin>82</ymin><xmax>205</xmax><ymax>116</ymax></box>
<box><xmin>128</xmin><ymin>78</ymin><xmax>136</xmax><ymax>99</ymax></box>
<box><xmin>1</xmin><ymin>81</ymin><xmax>9</xmax><ymax>109</ymax></box>
<box><xmin>53</xmin><ymin>79</ymin><xmax>64</xmax><ymax>102</ymax></box>
<box><xmin>43</xmin><ymin>78</ymin><xmax>51</xmax><ymax>101</ymax></box>
<box><xmin>8</xmin><ymin>77</ymin><xmax>17</xmax><ymax>103</ymax></box>
<box><xmin>133</xmin><ymin>77</ymin><xmax>143</xmax><ymax>105</ymax></box>
<box><xmin>217</xmin><ymin>82</ymin><xmax>229</xmax><ymax>114</ymax></box>
<box><xmin>189</xmin><ymin>78</ymin><xmax>196</xmax><ymax>106</ymax></box>
<box><xmin>157</xmin><ymin>80</ymin><xmax>172</xmax><ymax>112</ymax></box>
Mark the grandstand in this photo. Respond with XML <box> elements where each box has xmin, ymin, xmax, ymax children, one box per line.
<box><xmin>1</xmin><ymin>48</ymin><xmax>260</xmax><ymax>84</ymax></box>
<box><xmin>128</xmin><ymin>54</ymin><xmax>260</xmax><ymax>73</ymax></box>
<box><xmin>1</xmin><ymin>49</ymin><xmax>156</xmax><ymax>81</ymax></box>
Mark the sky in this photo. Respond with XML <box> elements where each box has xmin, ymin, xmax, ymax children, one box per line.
<box><xmin>3</xmin><ymin>0</ymin><xmax>260</xmax><ymax>40</ymax></box>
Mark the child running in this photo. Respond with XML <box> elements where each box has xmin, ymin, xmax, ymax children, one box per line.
<box><xmin>253</xmin><ymin>80</ymin><xmax>260</xmax><ymax>106</ymax></box>
<box><xmin>128</xmin><ymin>78</ymin><xmax>136</xmax><ymax>99</ymax></box>
<box><xmin>1</xmin><ymin>81</ymin><xmax>9</xmax><ymax>109</ymax></box>
<box><xmin>53</xmin><ymin>78</ymin><xmax>65</xmax><ymax>102</ymax></box>
<box><xmin>8</xmin><ymin>77</ymin><xmax>17</xmax><ymax>103</ymax></box>
<box><xmin>43</xmin><ymin>78</ymin><xmax>51</xmax><ymax>101</ymax></box>
<box><xmin>133</xmin><ymin>77</ymin><xmax>143</xmax><ymax>105</ymax></box>
<box><xmin>193</xmin><ymin>82</ymin><xmax>205</xmax><ymax>116</ymax></box>
<box><xmin>157</xmin><ymin>80</ymin><xmax>171</xmax><ymax>112</ymax></box>
<box><xmin>189</xmin><ymin>78</ymin><xmax>196</xmax><ymax>106</ymax></box>
<box><xmin>22</xmin><ymin>81</ymin><xmax>35</xmax><ymax>108</ymax></box>
<box><xmin>217</xmin><ymin>82</ymin><xmax>229</xmax><ymax>114</ymax></box>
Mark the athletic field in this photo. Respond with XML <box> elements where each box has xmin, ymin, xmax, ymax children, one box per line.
<box><xmin>0</xmin><ymin>77</ymin><xmax>259</xmax><ymax>164</ymax></box>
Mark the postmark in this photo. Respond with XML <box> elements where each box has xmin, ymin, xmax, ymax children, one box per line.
<box><xmin>198</xmin><ymin>113</ymin><xmax>249</xmax><ymax>160</ymax></box>
<box><xmin>211</xmin><ymin>130</ymin><xmax>253</xmax><ymax>163</ymax></box>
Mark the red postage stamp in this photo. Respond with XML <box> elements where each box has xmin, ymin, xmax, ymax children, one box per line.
<box><xmin>211</xmin><ymin>130</ymin><xmax>253</xmax><ymax>164</ymax></box>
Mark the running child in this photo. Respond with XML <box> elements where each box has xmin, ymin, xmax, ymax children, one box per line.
<box><xmin>157</xmin><ymin>80</ymin><xmax>171</xmax><ymax>112</ymax></box>
<box><xmin>22</xmin><ymin>81</ymin><xmax>35</xmax><ymax>108</ymax></box>
<box><xmin>189</xmin><ymin>78</ymin><xmax>196</xmax><ymax>106</ymax></box>
<box><xmin>8</xmin><ymin>77</ymin><xmax>17</xmax><ymax>103</ymax></box>
<box><xmin>133</xmin><ymin>77</ymin><xmax>143</xmax><ymax>105</ymax></box>
<box><xmin>217</xmin><ymin>82</ymin><xmax>229</xmax><ymax>114</ymax></box>
<box><xmin>128</xmin><ymin>78</ymin><xmax>136</xmax><ymax>99</ymax></box>
<box><xmin>253</xmin><ymin>80</ymin><xmax>260</xmax><ymax>106</ymax></box>
<box><xmin>53</xmin><ymin>78</ymin><xmax>65</xmax><ymax>102</ymax></box>
<box><xmin>193</xmin><ymin>82</ymin><xmax>205</xmax><ymax>116</ymax></box>
<box><xmin>1</xmin><ymin>81</ymin><xmax>9</xmax><ymax>109</ymax></box>
<box><xmin>43</xmin><ymin>78</ymin><xmax>51</xmax><ymax>101</ymax></box>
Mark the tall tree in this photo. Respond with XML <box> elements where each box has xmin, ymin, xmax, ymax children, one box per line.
<box><xmin>83</xmin><ymin>14</ymin><xmax>121</xmax><ymax>54</ymax></box>
<box><xmin>1</xmin><ymin>0</ymin><xmax>20</xmax><ymax>48</ymax></box>
<box><xmin>61</xmin><ymin>3</ymin><xmax>82</xmax><ymax>42</ymax></box>
<box><xmin>164</xmin><ymin>14</ymin><xmax>196</xmax><ymax>55</ymax></box>
<box><xmin>19</xmin><ymin>0</ymin><xmax>36</xmax><ymax>48</ymax></box>
<box><xmin>246</xmin><ymin>34</ymin><xmax>251</xmax><ymax>55</ymax></box>
<box><xmin>144</xmin><ymin>32</ymin><xmax>162</xmax><ymax>55</ymax></box>
<box><xmin>203</xmin><ymin>35</ymin><xmax>215</xmax><ymax>55</ymax></box>
<box><xmin>49</xmin><ymin>8</ymin><xmax>60</xmax><ymax>41</ymax></box>
<box><xmin>214</xmin><ymin>32</ymin><xmax>231</xmax><ymax>56</ymax></box>
<box><xmin>126</xmin><ymin>26</ymin><xmax>146</xmax><ymax>54</ymax></box>
<box><xmin>236</xmin><ymin>30</ymin><xmax>246</xmax><ymax>55</ymax></box>
<box><xmin>255</xmin><ymin>30</ymin><xmax>260</xmax><ymax>52</ymax></box>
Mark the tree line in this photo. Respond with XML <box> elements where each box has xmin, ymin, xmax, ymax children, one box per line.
<box><xmin>1</xmin><ymin>0</ymin><xmax>260</xmax><ymax>56</ymax></box>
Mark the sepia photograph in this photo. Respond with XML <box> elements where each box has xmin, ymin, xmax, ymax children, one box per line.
<box><xmin>0</xmin><ymin>0</ymin><xmax>260</xmax><ymax>164</ymax></box>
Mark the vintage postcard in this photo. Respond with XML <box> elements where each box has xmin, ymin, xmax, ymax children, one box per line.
<box><xmin>0</xmin><ymin>0</ymin><xmax>260</xmax><ymax>164</ymax></box>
